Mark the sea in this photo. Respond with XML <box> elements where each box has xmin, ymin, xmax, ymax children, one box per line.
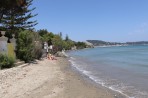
<box><xmin>67</xmin><ymin>45</ymin><xmax>148</xmax><ymax>98</ymax></box>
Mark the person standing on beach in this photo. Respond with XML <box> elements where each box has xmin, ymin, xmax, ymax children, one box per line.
<box><xmin>49</xmin><ymin>45</ymin><xmax>53</xmax><ymax>54</ymax></box>
<box><xmin>44</xmin><ymin>42</ymin><xmax>49</xmax><ymax>58</ymax></box>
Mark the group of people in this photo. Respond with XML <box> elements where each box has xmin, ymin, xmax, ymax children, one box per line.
<box><xmin>47</xmin><ymin>53</ymin><xmax>57</xmax><ymax>60</ymax></box>
<box><xmin>45</xmin><ymin>44</ymin><xmax>57</xmax><ymax>60</ymax></box>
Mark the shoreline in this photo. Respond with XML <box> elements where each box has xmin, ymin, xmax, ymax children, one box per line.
<box><xmin>68</xmin><ymin>58</ymin><xmax>130</xmax><ymax>98</ymax></box>
<box><xmin>0</xmin><ymin>57</ymin><xmax>127</xmax><ymax>98</ymax></box>
<box><xmin>64</xmin><ymin>57</ymin><xmax>127</xmax><ymax>98</ymax></box>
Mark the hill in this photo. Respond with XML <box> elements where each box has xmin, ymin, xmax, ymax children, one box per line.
<box><xmin>87</xmin><ymin>40</ymin><xmax>148</xmax><ymax>46</ymax></box>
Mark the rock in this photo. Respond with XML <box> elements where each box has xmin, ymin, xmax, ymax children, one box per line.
<box><xmin>55</xmin><ymin>51</ymin><xmax>68</xmax><ymax>57</ymax></box>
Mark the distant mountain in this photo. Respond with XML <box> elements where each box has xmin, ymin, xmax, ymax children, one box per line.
<box><xmin>87</xmin><ymin>40</ymin><xmax>148</xmax><ymax>46</ymax></box>
<box><xmin>126</xmin><ymin>41</ymin><xmax>148</xmax><ymax>45</ymax></box>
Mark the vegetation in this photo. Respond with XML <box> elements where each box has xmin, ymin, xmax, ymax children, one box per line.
<box><xmin>0</xmin><ymin>0</ymin><xmax>37</xmax><ymax>38</ymax></box>
<box><xmin>0</xmin><ymin>54</ymin><xmax>15</xmax><ymax>69</ymax></box>
<box><xmin>15</xmin><ymin>29</ymin><xmax>85</xmax><ymax>62</ymax></box>
<box><xmin>75</xmin><ymin>42</ymin><xmax>87</xmax><ymax>49</ymax></box>
<box><xmin>37</xmin><ymin>30</ymin><xmax>76</xmax><ymax>53</ymax></box>
<box><xmin>51</xmin><ymin>34</ymin><xmax>64</xmax><ymax>52</ymax></box>
<box><xmin>64</xmin><ymin>40</ymin><xmax>75</xmax><ymax>50</ymax></box>
<box><xmin>37</xmin><ymin>29</ymin><xmax>87</xmax><ymax>52</ymax></box>
<box><xmin>0</xmin><ymin>0</ymin><xmax>26</xmax><ymax>22</ymax></box>
<box><xmin>16</xmin><ymin>30</ymin><xmax>42</xmax><ymax>63</ymax></box>
<box><xmin>37</xmin><ymin>29</ymin><xmax>54</xmax><ymax>45</ymax></box>
<box><xmin>0</xmin><ymin>0</ymin><xmax>87</xmax><ymax>69</ymax></box>
<box><xmin>33</xmin><ymin>33</ymin><xmax>43</xmax><ymax>59</ymax></box>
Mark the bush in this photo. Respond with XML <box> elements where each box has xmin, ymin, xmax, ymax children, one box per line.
<box><xmin>16</xmin><ymin>30</ymin><xmax>34</xmax><ymax>62</ymax></box>
<box><xmin>33</xmin><ymin>32</ymin><xmax>43</xmax><ymax>59</ymax></box>
<box><xmin>33</xmin><ymin>41</ymin><xmax>43</xmax><ymax>59</ymax></box>
<box><xmin>0</xmin><ymin>54</ymin><xmax>15</xmax><ymax>69</ymax></box>
<box><xmin>75</xmin><ymin>42</ymin><xmax>87</xmax><ymax>49</ymax></box>
<box><xmin>16</xmin><ymin>30</ymin><xmax>43</xmax><ymax>62</ymax></box>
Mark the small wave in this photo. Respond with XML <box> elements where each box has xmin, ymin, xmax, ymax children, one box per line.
<box><xmin>67</xmin><ymin>46</ymin><xmax>148</xmax><ymax>98</ymax></box>
<box><xmin>70</xmin><ymin>57</ymin><xmax>76</xmax><ymax>60</ymax></box>
<box><xmin>69</xmin><ymin>58</ymin><xmax>136</xmax><ymax>98</ymax></box>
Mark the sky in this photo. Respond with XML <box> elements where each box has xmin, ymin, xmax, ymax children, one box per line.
<box><xmin>32</xmin><ymin>0</ymin><xmax>148</xmax><ymax>42</ymax></box>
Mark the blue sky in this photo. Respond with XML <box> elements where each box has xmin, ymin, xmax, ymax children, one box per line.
<box><xmin>32</xmin><ymin>0</ymin><xmax>148</xmax><ymax>42</ymax></box>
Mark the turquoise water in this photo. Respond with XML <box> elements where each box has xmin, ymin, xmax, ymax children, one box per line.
<box><xmin>67</xmin><ymin>45</ymin><xmax>148</xmax><ymax>98</ymax></box>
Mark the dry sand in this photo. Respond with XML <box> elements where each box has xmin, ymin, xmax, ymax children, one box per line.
<box><xmin>0</xmin><ymin>57</ymin><xmax>126</xmax><ymax>98</ymax></box>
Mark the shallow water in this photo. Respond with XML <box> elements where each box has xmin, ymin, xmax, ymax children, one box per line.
<box><xmin>67</xmin><ymin>45</ymin><xmax>148</xmax><ymax>98</ymax></box>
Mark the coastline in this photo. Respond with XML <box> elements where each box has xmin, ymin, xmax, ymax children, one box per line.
<box><xmin>0</xmin><ymin>57</ymin><xmax>126</xmax><ymax>98</ymax></box>
<box><xmin>60</xmin><ymin>57</ymin><xmax>127</xmax><ymax>98</ymax></box>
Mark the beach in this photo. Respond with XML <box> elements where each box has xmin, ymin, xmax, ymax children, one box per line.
<box><xmin>0</xmin><ymin>57</ymin><xmax>126</xmax><ymax>98</ymax></box>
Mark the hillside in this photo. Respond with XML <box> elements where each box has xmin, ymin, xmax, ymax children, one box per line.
<box><xmin>87</xmin><ymin>40</ymin><xmax>148</xmax><ymax>46</ymax></box>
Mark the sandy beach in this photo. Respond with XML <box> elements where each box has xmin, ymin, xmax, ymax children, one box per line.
<box><xmin>0</xmin><ymin>57</ymin><xmax>126</xmax><ymax>98</ymax></box>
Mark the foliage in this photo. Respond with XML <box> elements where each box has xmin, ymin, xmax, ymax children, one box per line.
<box><xmin>16</xmin><ymin>30</ymin><xmax>42</xmax><ymax>62</ymax></box>
<box><xmin>65</xmin><ymin>34</ymin><xmax>69</xmax><ymax>41</ymax></box>
<box><xmin>51</xmin><ymin>34</ymin><xmax>75</xmax><ymax>52</ymax></box>
<box><xmin>37</xmin><ymin>29</ymin><xmax>54</xmax><ymax>45</ymax></box>
<box><xmin>32</xmin><ymin>32</ymin><xmax>43</xmax><ymax>59</ymax></box>
<box><xmin>37</xmin><ymin>29</ymin><xmax>87</xmax><ymax>54</ymax></box>
<box><xmin>0</xmin><ymin>0</ymin><xmax>26</xmax><ymax>10</ymax></box>
<box><xmin>75</xmin><ymin>42</ymin><xmax>87</xmax><ymax>49</ymax></box>
<box><xmin>16</xmin><ymin>30</ymin><xmax>34</xmax><ymax>62</ymax></box>
<box><xmin>37</xmin><ymin>29</ymin><xmax>87</xmax><ymax>53</ymax></box>
<box><xmin>38</xmin><ymin>29</ymin><xmax>48</xmax><ymax>37</ymax></box>
<box><xmin>0</xmin><ymin>0</ymin><xmax>26</xmax><ymax>22</ymax></box>
<box><xmin>0</xmin><ymin>54</ymin><xmax>15</xmax><ymax>69</ymax></box>
<box><xmin>0</xmin><ymin>0</ymin><xmax>37</xmax><ymax>38</ymax></box>
<box><xmin>63</xmin><ymin>40</ymin><xmax>75</xmax><ymax>50</ymax></box>
<box><xmin>51</xmin><ymin>34</ymin><xmax>63</xmax><ymax>52</ymax></box>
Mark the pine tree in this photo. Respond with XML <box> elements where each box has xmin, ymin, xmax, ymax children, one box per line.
<box><xmin>1</xmin><ymin>0</ymin><xmax>37</xmax><ymax>37</ymax></box>
<box><xmin>0</xmin><ymin>0</ymin><xmax>26</xmax><ymax>22</ymax></box>
<box><xmin>65</xmin><ymin>34</ymin><xmax>69</xmax><ymax>41</ymax></box>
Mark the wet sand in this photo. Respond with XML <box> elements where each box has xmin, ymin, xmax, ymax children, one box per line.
<box><xmin>0</xmin><ymin>57</ymin><xmax>126</xmax><ymax>98</ymax></box>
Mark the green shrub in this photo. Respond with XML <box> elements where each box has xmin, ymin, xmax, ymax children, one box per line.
<box><xmin>16</xmin><ymin>30</ymin><xmax>43</xmax><ymax>62</ymax></box>
<box><xmin>75</xmin><ymin>42</ymin><xmax>87</xmax><ymax>49</ymax></box>
<box><xmin>0</xmin><ymin>54</ymin><xmax>15</xmax><ymax>69</ymax></box>
<box><xmin>33</xmin><ymin>41</ymin><xmax>43</xmax><ymax>60</ymax></box>
<box><xmin>33</xmin><ymin>31</ymin><xmax>43</xmax><ymax>59</ymax></box>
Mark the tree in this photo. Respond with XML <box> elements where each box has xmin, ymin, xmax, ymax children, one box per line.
<box><xmin>75</xmin><ymin>42</ymin><xmax>86</xmax><ymax>49</ymax></box>
<box><xmin>63</xmin><ymin>34</ymin><xmax>75</xmax><ymax>50</ymax></box>
<box><xmin>62</xmin><ymin>40</ymin><xmax>75</xmax><ymax>50</ymax></box>
<box><xmin>38</xmin><ymin>29</ymin><xmax>48</xmax><ymax>37</ymax></box>
<box><xmin>0</xmin><ymin>0</ymin><xmax>26</xmax><ymax>22</ymax></box>
<box><xmin>51</xmin><ymin>34</ymin><xmax>64</xmax><ymax>52</ymax></box>
<box><xmin>37</xmin><ymin>29</ymin><xmax>54</xmax><ymax>45</ymax></box>
<box><xmin>65</xmin><ymin>34</ymin><xmax>69</xmax><ymax>41</ymax></box>
<box><xmin>59</xmin><ymin>32</ymin><xmax>62</xmax><ymax>38</ymax></box>
<box><xmin>32</xmin><ymin>32</ymin><xmax>43</xmax><ymax>59</ymax></box>
<box><xmin>1</xmin><ymin>0</ymin><xmax>37</xmax><ymax>37</ymax></box>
